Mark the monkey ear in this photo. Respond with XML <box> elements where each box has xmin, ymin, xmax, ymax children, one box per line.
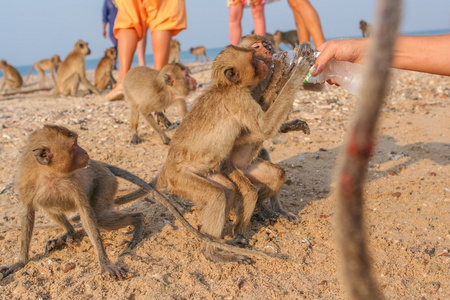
<box><xmin>32</xmin><ymin>147</ymin><xmax>53</xmax><ymax>165</ymax></box>
<box><xmin>224</xmin><ymin>67</ymin><xmax>240</xmax><ymax>83</ymax></box>
<box><xmin>164</xmin><ymin>74</ymin><xmax>174</xmax><ymax>86</ymax></box>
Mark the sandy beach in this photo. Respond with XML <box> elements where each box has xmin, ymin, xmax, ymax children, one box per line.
<box><xmin>0</xmin><ymin>63</ymin><xmax>449</xmax><ymax>299</ymax></box>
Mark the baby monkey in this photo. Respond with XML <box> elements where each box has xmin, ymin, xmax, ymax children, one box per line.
<box><xmin>123</xmin><ymin>63</ymin><xmax>197</xmax><ymax>145</ymax></box>
<box><xmin>0</xmin><ymin>125</ymin><xmax>142</xmax><ymax>280</ymax></box>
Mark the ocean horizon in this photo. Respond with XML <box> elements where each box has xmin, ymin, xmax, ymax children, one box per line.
<box><xmin>9</xmin><ymin>28</ymin><xmax>450</xmax><ymax>77</ymax></box>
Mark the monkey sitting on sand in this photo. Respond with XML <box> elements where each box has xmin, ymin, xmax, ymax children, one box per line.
<box><xmin>0</xmin><ymin>60</ymin><xmax>23</xmax><ymax>93</ymax></box>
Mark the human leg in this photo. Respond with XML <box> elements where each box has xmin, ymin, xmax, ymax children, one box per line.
<box><xmin>137</xmin><ymin>29</ymin><xmax>147</xmax><ymax>66</ymax></box>
<box><xmin>229</xmin><ymin>4</ymin><xmax>244</xmax><ymax>45</ymax></box>
<box><xmin>151</xmin><ymin>30</ymin><xmax>172</xmax><ymax>70</ymax></box>
<box><xmin>287</xmin><ymin>0</ymin><xmax>310</xmax><ymax>43</ymax></box>
<box><xmin>250</xmin><ymin>4</ymin><xmax>266</xmax><ymax>37</ymax></box>
<box><xmin>288</xmin><ymin>0</ymin><xmax>325</xmax><ymax>46</ymax></box>
<box><xmin>105</xmin><ymin>28</ymin><xmax>139</xmax><ymax>100</ymax></box>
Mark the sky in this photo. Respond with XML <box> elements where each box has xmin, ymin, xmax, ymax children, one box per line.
<box><xmin>0</xmin><ymin>0</ymin><xmax>449</xmax><ymax>67</ymax></box>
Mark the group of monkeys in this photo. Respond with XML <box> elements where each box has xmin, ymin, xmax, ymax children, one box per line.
<box><xmin>0</xmin><ymin>34</ymin><xmax>318</xmax><ymax>280</ymax></box>
<box><xmin>0</xmin><ymin>40</ymin><xmax>118</xmax><ymax>96</ymax></box>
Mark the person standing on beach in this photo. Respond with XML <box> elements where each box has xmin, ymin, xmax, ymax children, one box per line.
<box><xmin>287</xmin><ymin>0</ymin><xmax>325</xmax><ymax>47</ymax></box>
<box><xmin>105</xmin><ymin>0</ymin><xmax>187</xmax><ymax>101</ymax></box>
<box><xmin>228</xmin><ymin>0</ymin><xmax>273</xmax><ymax>45</ymax></box>
<box><xmin>102</xmin><ymin>0</ymin><xmax>118</xmax><ymax>54</ymax></box>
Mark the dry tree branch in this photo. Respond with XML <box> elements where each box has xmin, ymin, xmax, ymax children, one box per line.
<box><xmin>335</xmin><ymin>0</ymin><xmax>402</xmax><ymax>299</ymax></box>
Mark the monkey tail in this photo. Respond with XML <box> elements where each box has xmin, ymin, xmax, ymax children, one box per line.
<box><xmin>106</xmin><ymin>164</ymin><xmax>281</xmax><ymax>261</ymax></box>
<box><xmin>24</xmin><ymin>65</ymin><xmax>35</xmax><ymax>84</ymax></box>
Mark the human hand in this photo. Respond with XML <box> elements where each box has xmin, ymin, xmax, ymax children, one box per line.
<box><xmin>311</xmin><ymin>38</ymin><xmax>369</xmax><ymax>81</ymax></box>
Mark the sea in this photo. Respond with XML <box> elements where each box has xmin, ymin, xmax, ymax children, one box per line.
<box><xmin>10</xmin><ymin>28</ymin><xmax>450</xmax><ymax>77</ymax></box>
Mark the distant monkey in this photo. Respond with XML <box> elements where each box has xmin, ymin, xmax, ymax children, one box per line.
<box><xmin>25</xmin><ymin>55</ymin><xmax>61</xmax><ymax>88</ymax></box>
<box><xmin>360</xmin><ymin>20</ymin><xmax>372</xmax><ymax>37</ymax></box>
<box><xmin>53</xmin><ymin>40</ymin><xmax>100</xmax><ymax>96</ymax></box>
<box><xmin>95</xmin><ymin>47</ymin><xmax>117</xmax><ymax>91</ymax></box>
<box><xmin>123</xmin><ymin>63</ymin><xmax>197</xmax><ymax>145</ymax></box>
<box><xmin>189</xmin><ymin>46</ymin><xmax>209</xmax><ymax>62</ymax></box>
<box><xmin>0</xmin><ymin>125</ymin><xmax>270</xmax><ymax>280</ymax></box>
<box><xmin>273</xmin><ymin>30</ymin><xmax>299</xmax><ymax>51</ymax></box>
<box><xmin>156</xmin><ymin>45</ymin><xmax>315</xmax><ymax>263</ymax></box>
<box><xmin>169</xmin><ymin>39</ymin><xmax>181</xmax><ymax>63</ymax></box>
<box><xmin>0</xmin><ymin>60</ymin><xmax>23</xmax><ymax>93</ymax></box>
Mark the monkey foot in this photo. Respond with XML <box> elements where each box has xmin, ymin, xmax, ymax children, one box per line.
<box><xmin>226</xmin><ymin>235</ymin><xmax>250</xmax><ymax>248</ymax></box>
<box><xmin>45</xmin><ymin>233</ymin><xmax>75</xmax><ymax>253</ymax></box>
<box><xmin>202</xmin><ymin>246</ymin><xmax>254</xmax><ymax>264</ymax></box>
<box><xmin>279</xmin><ymin>119</ymin><xmax>310</xmax><ymax>135</ymax></box>
<box><xmin>101</xmin><ymin>263</ymin><xmax>128</xmax><ymax>280</ymax></box>
<box><xmin>253</xmin><ymin>207</ymin><xmax>300</xmax><ymax>224</ymax></box>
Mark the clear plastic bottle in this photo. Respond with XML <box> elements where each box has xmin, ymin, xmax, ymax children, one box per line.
<box><xmin>303</xmin><ymin>52</ymin><xmax>365</xmax><ymax>98</ymax></box>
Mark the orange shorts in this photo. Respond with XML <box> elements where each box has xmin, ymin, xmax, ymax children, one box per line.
<box><xmin>114</xmin><ymin>0</ymin><xmax>187</xmax><ymax>40</ymax></box>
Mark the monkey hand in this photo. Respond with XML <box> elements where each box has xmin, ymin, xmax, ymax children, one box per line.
<box><xmin>0</xmin><ymin>261</ymin><xmax>26</xmax><ymax>279</ymax></box>
<box><xmin>101</xmin><ymin>262</ymin><xmax>128</xmax><ymax>280</ymax></box>
<box><xmin>279</xmin><ymin>119</ymin><xmax>310</xmax><ymax>135</ymax></box>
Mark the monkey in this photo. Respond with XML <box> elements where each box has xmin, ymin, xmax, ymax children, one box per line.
<box><xmin>153</xmin><ymin>45</ymin><xmax>315</xmax><ymax>263</ymax></box>
<box><xmin>169</xmin><ymin>39</ymin><xmax>181</xmax><ymax>63</ymax></box>
<box><xmin>189</xmin><ymin>46</ymin><xmax>209</xmax><ymax>62</ymax></box>
<box><xmin>273</xmin><ymin>30</ymin><xmax>299</xmax><ymax>51</ymax></box>
<box><xmin>24</xmin><ymin>55</ymin><xmax>61</xmax><ymax>88</ymax></box>
<box><xmin>94</xmin><ymin>47</ymin><xmax>117</xmax><ymax>91</ymax></box>
<box><xmin>53</xmin><ymin>40</ymin><xmax>100</xmax><ymax>97</ymax></box>
<box><xmin>0</xmin><ymin>60</ymin><xmax>23</xmax><ymax>93</ymax></box>
<box><xmin>360</xmin><ymin>20</ymin><xmax>372</xmax><ymax>38</ymax></box>
<box><xmin>122</xmin><ymin>63</ymin><xmax>197</xmax><ymax>145</ymax></box>
<box><xmin>234</xmin><ymin>34</ymin><xmax>315</xmax><ymax>222</ymax></box>
<box><xmin>0</xmin><ymin>124</ymin><xmax>272</xmax><ymax>280</ymax></box>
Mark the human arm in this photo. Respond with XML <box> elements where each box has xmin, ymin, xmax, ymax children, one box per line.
<box><xmin>311</xmin><ymin>34</ymin><xmax>450</xmax><ymax>77</ymax></box>
<box><xmin>102</xmin><ymin>23</ymin><xmax>107</xmax><ymax>38</ymax></box>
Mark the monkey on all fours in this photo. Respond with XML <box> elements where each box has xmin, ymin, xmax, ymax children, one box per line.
<box><xmin>25</xmin><ymin>55</ymin><xmax>62</xmax><ymax>88</ymax></box>
<box><xmin>95</xmin><ymin>47</ymin><xmax>117</xmax><ymax>92</ymax></box>
<box><xmin>123</xmin><ymin>63</ymin><xmax>197</xmax><ymax>145</ymax></box>
<box><xmin>0</xmin><ymin>60</ymin><xmax>23</xmax><ymax>93</ymax></box>
<box><xmin>0</xmin><ymin>125</ymin><xmax>142</xmax><ymax>280</ymax></box>
<box><xmin>273</xmin><ymin>30</ymin><xmax>299</xmax><ymax>51</ymax></box>
<box><xmin>189</xmin><ymin>46</ymin><xmax>209</xmax><ymax>62</ymax></box>
<box><xmin>156</xmin><ymin>45</ymin><xmax>315</xmax><ymax>263</ymax></box>
<box><xmin>53</xmin><ymin>40</ymin><xmax>100</xmax><ymax>97</ymax></box>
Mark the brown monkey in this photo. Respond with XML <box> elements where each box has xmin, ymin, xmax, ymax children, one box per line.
<box><xmin>273</xmin><ymin>30</ymin><xmax>299</xmax><ymax>51</ymax></box>
<box><xmin>95</xmin><ymin>47</ymin><xmax>117</xmax><ymax>91</ymax></box>
<box><xmin>53</xmin><ymin>40</ymin><xmax>100</xmax><ymax>96</ymax></box>
<box><xmin>169</xmin><ymin>39</ymin><xmax>181</xmax><ymax>63</ymax></box>
<box><xmin>0</xmin><ymin>125</ymin><xmax>140</xmax><ymax>280</ymax></box>
<box><xmin>25</xmin><ymin>55</ymin><xmax>61</xmax><ymax>88</ymax></box>
<box><xmin>236</xmin><ymin>34</ymin><xmax>312</xmax><ymax>222</ymax></box>
<box><xmin>360</xmin><ymin>20</ymin><xmax>372</xmax><ymax>37</ymax></box>
<box><xmin>122</xmin><ymin>63</ymin><xmax>197</xmax><ymax>145</ymax></box>
<box><xmin>189</xmin><ymin>46</ymin><xmax>209</xmax><ymax>62</ymax></box>
<box><xmin>155</xmin><ymin>45</ymin><xmax>315</xmax><ymax>263</ymax></box>
<box><xmin>0</xmin><ymin>60</ymin><xmax>23</xmax><ymax>93</ymax></box>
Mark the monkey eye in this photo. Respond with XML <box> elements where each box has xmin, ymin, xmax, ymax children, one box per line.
<box><xmin>262</xmin><ymin>42</ymin><xmax>272</xmax><ymax>51</ymax></box>
<box><xmin>251</xmin><ymin>43</ymin><xmax>261</xmax><ymax>49</ymax></box>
